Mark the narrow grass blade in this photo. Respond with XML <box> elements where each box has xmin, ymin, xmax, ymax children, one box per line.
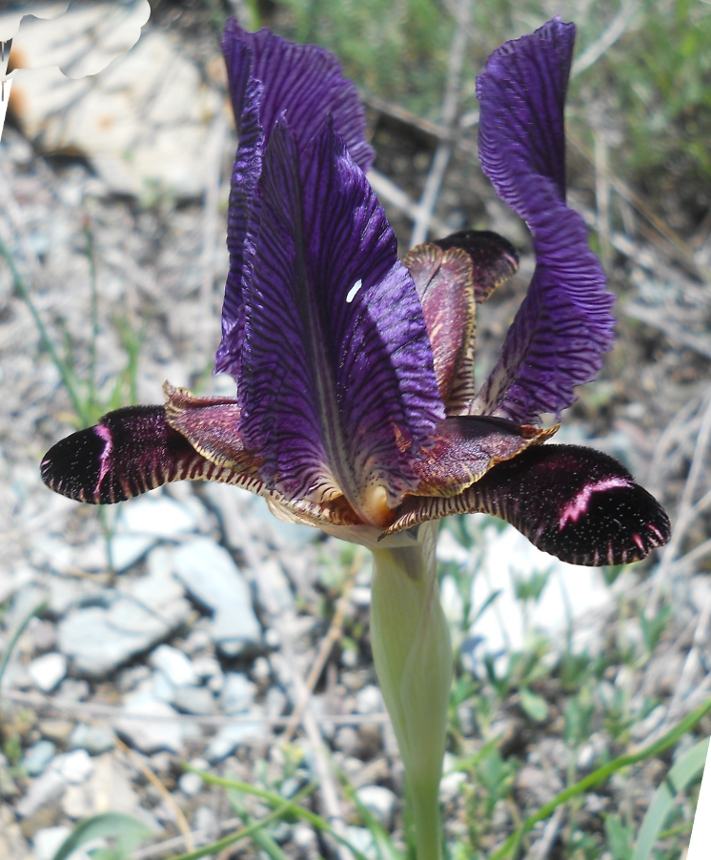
<box><xmin>631</xmin><ymin>737</ymin><xmax>708</xmax><ymax>860</ymax></box>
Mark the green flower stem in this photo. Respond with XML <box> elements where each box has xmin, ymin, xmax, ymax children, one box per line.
<box><xmin>370</xmin><ymin>521</ymin><xmax>452</xmax><ymax>860</ymax></box>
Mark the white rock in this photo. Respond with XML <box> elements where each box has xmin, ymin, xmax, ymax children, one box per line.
<box><xmin>355</xmin><ymin>685</ymin><xmax>383</xmax><ymax>714</ymax></box>
<box><xmin>55</xmin><ymin>749</ymin><xmax>94</xmax><ymax>785</ymax></box>
<box><xmin>345</xmin><ymin>827</ymin><xmax>376</xmax><ymax>860</ymax></box>
<box><xmin>150</xmin><ymin>644</ymin><xmax>197</xmax><ymax>688</ymax></box>
<box><xmin>221</xmin><ymin>673</ymin><xmax>257</xmax><ymax>714</ymax></box>
<box><xmin>28</xmin><ymin>652</ymin><xmax>67</xmax><ymax>692</ymax></box>
<box><xmin>356</xmin><ymin>785</ymin><xmax>397</xmax><ymax>830</ymax></box>
<box><xmin>32</xmin><ymin>826</ymin><xmax>72</xmax><ymax>860</ymax></box>
<box><xmin>439</xmin><ymin>770</ymin><xmax>466</xmax><ymax>804</ymax></box>
<box><xmin>115</xmin><ymin>695</ymin><xmax>183</xmax><ymax>754</ymax></box>
<box><xmin>16</xmin><ymin>768</ymin><xmax>66</xmax><ymax>818</ymax></box>
<box><xmin>178</xmin><ymin>772</ymin><xmax>203</xmax><ymax>797</ymax></box>
<box><xmin>61</xmin><ymin>752</ymin><xmax>159</xmax><ymax>831</ymax></box>
<box><xmin>6</xmin><ymin>15</ymin><xmax>222</xmax><ymax>198</ymax></box>
<box><xmin>173</xmin><ymin>538</ymin><xmax>261</xmax><ymax>656</ymax></box>
<box><xmin>118</xmin><ymin>495</ymin><xmax>199</xmax><ymax>539</ymax></box>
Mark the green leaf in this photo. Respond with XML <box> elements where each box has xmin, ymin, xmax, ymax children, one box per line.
<box><xmin>520</xmin><ymin>687</ymin><xmax>548</xmax><ymax>723</ymax></box>
<box><xmin>631</xmin><ymin>738</ymin><xmax>708</xmax><ymax>860</ymax></box>
<box><xmin>605</xmin><ymin>814</ymin><xmax>634</xmax><ymax>860</ymax></box>
<box><xmin>51</xmin><ymin>813</ymin><xmax>153</xmax><ymax>860</ymax></box>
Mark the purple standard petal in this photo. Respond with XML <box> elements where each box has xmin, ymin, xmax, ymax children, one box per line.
<box><xmin>474</xmin><ymin>18</ymin><xmax>615</xmax><ymax>423</ymax></box>
<box><xmin>238</xmin><ymin>118</ymin><xmax>444</xmax><ymax>527</ymax></box>
<box><xmin>215</xmin><ymin>21</ymin><xmax>374</xmax><ymax>378</ymax></box>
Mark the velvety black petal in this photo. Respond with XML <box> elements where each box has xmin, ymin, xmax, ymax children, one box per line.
<box><xmin>238</xmin><ymin>119</ymin><xmax>444</xmax><ymax>526</ymax></box>
<box><xmin>474</xmin><ymin>18</ymin><xmax>615</xmax><ymax>423</ymax></box>
<box><xmin>40</xmin><ymin>406</ymin><xmax>264</xmax><ymax>504</ymax></box>
<box><xmin>387</xmin><ymin>444</ymin><xmax>670</xmax><ymax>566</ymax></box>
<box><xmin>215</xmin><ymin>21</ymin><xmax>374</xmax><ymax>379</ymax></box>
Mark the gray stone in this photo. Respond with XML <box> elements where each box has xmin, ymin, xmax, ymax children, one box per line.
<box><xmin>206</xmin><ymin>722</ymin><xmax>264</xmax><ymax>763</ymax></box>
<box><xmin>150</xmin><ymin>644</ymin><xmax>197</xmax><ymax>687</ymax></box>
<box><xmin>110</xmin><ymin>534</ymin><xmax>156</xmax><ymax>572</ymax></box>
<box><xmin>69</xmin><ymin>724</ymin><xmax>116</xmax><ymax>755</ymax></box>
<box><xmin>22</xmin><ymin>740</ymin><xmax>56</xmax><ymax>776</ymax></box>
<box><xmin>173</xmin><ymin>685</ymin><xmax>215</xmax><ymax>716</ymax></box>
<box><xmin>221</xmin><ymin>672</ymin><xmax>257</xmax><ymax>714</ymax></box>
<box><xmin>173</xmin><ymin>538</ymin><xmax>261</xmax><ymax>656</ymax></box>
<box><xmin>355</xmin><ymin>785</ymin><xmax>397</xmax><ymax>830</ymax></box>
<box><xmin>115</xmin><ymin>694</ymin><xmax>183</xmax><ymax>754</ymax></box>
<box><xmin>28</xmin><ymin>652</ymin><xmax>67</xmax><ymax>692</ymax></box>
<box><xmin>16</xmin><ymin>768</ymin><xmax>66</xmax><ymax>817</ymax></box>
<box><xmin>192</xmin><ymin>656</ymin><xmax>224</xmax><ymax>693</ymax></box>
<box><xmin>58</xmin><ymin>566</ymin><xmax>190</xmax><ymax>677</ymax></box>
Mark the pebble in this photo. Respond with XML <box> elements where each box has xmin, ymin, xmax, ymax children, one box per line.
<box><xmin>206</xmin><ymin>722</ymin><xmax>264</xmax><ymax>763</ymax></box>
<box><xmin>28</xmin><ymin>651</ymin><xmax>67</xmax><ymax>692</ymax></box>
<box><xmin>355</xmin><ymin>685</ymin><xmax>383</xmax><ymax>714</ymax></box>
<box><xmin>32</xmin><ymin>826</ymin><xmax>73</xmax><ymax>860</ymax></box>
<box><xmin>69</xmin><ymin>724</ymin><xmax>116</xmax><ymax>756</ymax></box>
<box><xmin>173</xmin><ymin>685</ymin><xmax>215</xmax><ymax>715</ymax></box>
<box><xmin>38</xmin><ymin>720</ymin><xmax>75</xmax><ymax>745</ymax></box>
<box><xmin>150</xmin><ymin>644</ymin><xmax>197</xmax><ymax>687</ymax></box>
<box><xmin>439</xmin><ymin>770</ymin><xmax>467</xmax><ymax>804</ymax></box>
<box><xmin>345</xmin><ymin>826</ymin><xmax>376</xmax><ymax>860</ymax></box>
<box><xmin>115</xmin><ymin>694</ymin><xmax>183</xmax><ymax>754</ymax></box>
<box><xmin>22</xmin><ymin>739</ymin><xmax>56</xmax><ymax>776</ymax></box>
<box><xmin>118</xmin><ymin>495</ymin><xmax>200</xmax><ymax>538</ymax></box>
<box><xmin>55</xmin><ymin>749</ymin><xmax>94</xmax><ymax>784</ymax></box>
<box><xmin>221</xmin><ymin>672</ymin><xmax>257</xmax><ymax>714</ymax></box>
<box><xmin>58</xmin><ymin>566</ymin><xmax>191</xmax><ymax>677</ymax></box>
<box><xmin>356</xmin><ymin>785</ymin><xmax>397</xmax><ymax>830</ymax></box>
<box><xmin>178</xmin><ymin>772</ymin><xmax>203</xmax><ymax>797</ymax></box>
<box><xmin>16</xmin><ymin>768</ymin><xmax>66</xmax><ymax>818</ymax></box>
<box><xmin>192</xmin><ymin>656</ymin><xmax>224</xmax><ymax>692</ymax></box>
<box><xmin>173</xmin><ymin>538</ymin><xmax>262</xmax><ymax>656</ymax></box>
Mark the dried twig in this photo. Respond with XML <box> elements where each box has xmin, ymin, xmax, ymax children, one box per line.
<box><xmin>368</xmin><ymin>169</ymin><xmax>449</xmax><ymax>236</ymax></box>
<box><xmin>115</xmin><ymin>736</ymin><xmax>195</xmax><ymax>853</ymax></box>
<box><xmin>648</xmin><ymin>385</ymin><xmax>711</xmax><ymax>615</ymax></box>
<box><xmin>2</xmin><ymin>689</ymin><xmax>390</xmax><ymax>726</ymax></box>
<box><xmin>282</xmin><ymin>549</ymin><xmax>363</xmax><ymax>743</ymax></box>
<box><xmin>571</xmin><ymin>0</ymin><xmax>640</xmax><ymax>78</ymax></box>
<box><xmin>410</xmin><ymin>0</ymin><xmax>470</xmax><ymax>247</ymax></box>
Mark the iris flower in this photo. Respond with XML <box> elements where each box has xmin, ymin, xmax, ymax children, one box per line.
<box><xmin>41</xmin><ymin>17</ymin><xmax>670</xmax><ymax>860</ymax></box>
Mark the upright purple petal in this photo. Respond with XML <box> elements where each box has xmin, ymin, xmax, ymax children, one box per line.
<box><xmin>238</xmin><ymin>119</ymin><xmax>444</xmax><ymax>526</ymax></box>
<box><xmin>215</xmin><ymin>21</ymin><xmax>374</xmax><ymax>378</ymax></box>
<box><xmin>474</xmin><ymin>18</ymin><xmax>615</xmax><ymax>423</ymax></box>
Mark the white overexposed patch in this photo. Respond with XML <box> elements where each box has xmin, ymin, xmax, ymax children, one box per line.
<box><xmin>346</xmin><ymin>279</ymin><xmax>363</xmax><ymax>303</ymax></box>
<box><xmin>441</xmin><ymin>520</ymin><xmax>614</xmax><ymax>668</ymax></box>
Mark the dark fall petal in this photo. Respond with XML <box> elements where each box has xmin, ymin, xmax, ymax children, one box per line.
<box><xmin>387</xmin><ymin>444</ymin><xmax>670</xmax><ymax>566</ymax></box>
<box><xmin>215</xmin><ymin>21</ymin><xmax>374</xmax><ymax>379</ymax></box>
<box><xmin>40</xmin><ymin>406</ymin><xmax>266</xmax><ymax>504</ymax></box>
<box><xmin>474</xmin><ymin>18</ymin><xmax>615</xmax><ymax>423</ymax></box>
<box><xmin>239</xmin><ymin>119</ymin><xmax>444</xmax><ymax>526</ymax></box>
<box><xmin>411</xmin><ymin>415</ymin><xmax>555</xmax><ymax>497</ymax></box>
<box><xmin>404</xmin><ymin>231</ymin><xmax>518</xmax><ymax>415</ymax></box>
